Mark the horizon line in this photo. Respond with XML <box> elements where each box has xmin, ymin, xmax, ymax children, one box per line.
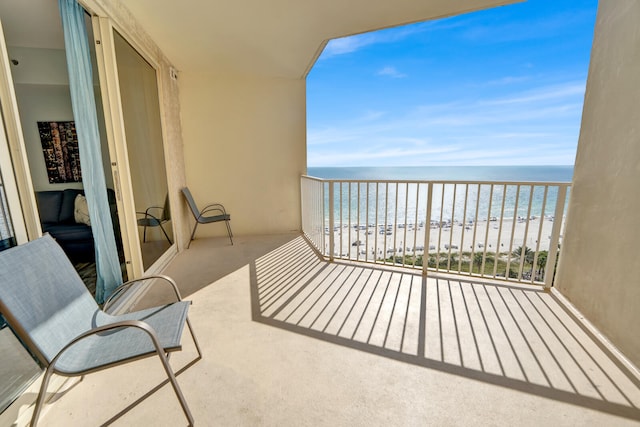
<box><xmin>307</xmin><ymin>164</ymin><xmax>575</xmax><ymax>168</ymax></box>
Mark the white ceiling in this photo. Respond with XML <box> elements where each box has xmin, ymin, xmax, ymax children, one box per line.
<box><xmin>0</xmin><ymin>0</ymin><xmax>65</xmax><ymax>49</ymax></box>
<box><xmin>0</xmin><ymin>0</ymin><xmax>518</xmax><ymax>78</ymax></box>
<box><xmin>123</xmin><ymin>0</ymin><xmax>517</xmax><ymax>78</ymax></box>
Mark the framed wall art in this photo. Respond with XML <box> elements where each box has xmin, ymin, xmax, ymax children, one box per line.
<box><xmin>38</xmin><ymin>121</ymin><xmax>82</xmax><ymax>183</ymax></box>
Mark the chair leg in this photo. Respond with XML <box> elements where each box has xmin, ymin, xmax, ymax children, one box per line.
<box><xmin>187</xmin><ymin>221</ymin><xmax>233</xmax><ymax>247</ymax></box>
<box><xmin>159</xmin><ymin>223</ymin><xmax>173</xmax><ymax>245</ymax></box>
<box><xmin>225</xmin><ymin>220</ymin><xmax>233</xmax><ymax>245</ymax></box>
<box><xmin>30</xmin><ymin>366</ymin><xmax>55</xmax><ymax>427</ymax></box>
<box><xmin>187</xmin><ymin>223</ymin><xmax>199</xmax><ymax>249</ymax></box>
<box><xmin>186</xmin><ymin>317</ymin><xmax>203</xmax><ymax>360</ymax></box>
<box><xmin>154</xmin><ymin>347</ymin><xmax>194</xmax><ymax>426</ymax></box>
<box><xmin>31</xmin><ymin>343</ymin><xmax>195</xmax><ymax>426</ymax></box>
<box><xmin>143</xmin><ymin>225</ymin><xmax>148</xmax><ymax>243</ymax></box>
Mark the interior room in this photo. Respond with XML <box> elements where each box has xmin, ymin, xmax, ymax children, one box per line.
<box><xmin>0</xmin><ymin>0</ymin><xmax>177</xmax><ymax>413</ymax></box>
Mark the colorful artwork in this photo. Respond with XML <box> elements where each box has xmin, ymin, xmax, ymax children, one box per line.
<box><xmin>38</xmin><ymin>121</ymin><xmax>82</xmax><ymax>183</ymax></box>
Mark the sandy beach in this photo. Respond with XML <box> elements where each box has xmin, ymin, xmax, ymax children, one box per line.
<box><xmin>324</xmin><ymin>216</ymin><xmax>563</xmax><ymax>261</ymax></box>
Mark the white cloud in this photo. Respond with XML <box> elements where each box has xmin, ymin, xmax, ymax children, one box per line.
<box><xmin>459</xmin><ymin>9</ymin><xmax>596</xmax><ymax>44</ymax></box>
<box><xmin>483</xmin><ymin>76</ymin><xmax>531</xmax><ymax>86</ymax></box>
<box><xmin>319</xmin><ymin>13</ymin><xmax>512</xmax><ymax>57</ymax></box>
<box><xmin>309</xmin><ymin>145</ymin><xmax>460</xmax><ymax>167</ymax></box>
<box><xmin>322</xmin><ymin>34</ymin><xmax>380</xmax><ymax>57</ymax></box>
<box><xmin>377</xmin><ymin>66</ymin><xmax>407</xmax><ymax>79</ymax></box>
<box><xmin>320</xmin><ymin>18</ymin><xmax>469</xmax><ymax>59</ymax></box>
<box><xmin>308</xmin><ymin>81</ymin><xmax>584</xmax><ymax>167</ymax></box>
<box><xmin>357</xmin><ymin>110</ymin><xmax>387</xmax><ymax>122</ymax></box>
<box><xmin>481</xmin><ymin>82</ymin><xmax>586</xmax><ymax>106</ymax></box>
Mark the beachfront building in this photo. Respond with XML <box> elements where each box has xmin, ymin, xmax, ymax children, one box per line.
<box><xmin>0</xmin><ymin>0</ymin><xmax>638</xmax><ymax>425</ymax></box>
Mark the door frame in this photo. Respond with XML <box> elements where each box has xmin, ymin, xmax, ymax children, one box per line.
<box><xmin>0</xmin><ymin>19</ymin><xmax>39</xmax><ymax>244</ymax></box>
<box><xmin>90</xmin><ymin>12</ymin><xmax>177</xmax><ymax>279</ymax></box>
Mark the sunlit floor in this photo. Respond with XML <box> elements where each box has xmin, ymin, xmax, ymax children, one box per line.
<box><xmin>30</xmin><ymin>234</ymin><xmax>640</xmax><ymax>426</ymax></box>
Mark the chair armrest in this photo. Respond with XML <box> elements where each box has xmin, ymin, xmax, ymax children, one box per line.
<box><xmin>103</xmin><ymin>275</ymin><xmax>182</xmax><ymax>313</ymax></box>
<box><xmin>136</xmin><ymin>206</ymin><xmax>163</xmax><ymax>220</ymax></box>
<box><xmin>144</xmin><ymin>206</ymin><xmax>164</xmax><ymax>215</ymax></box>
<box><xmin>198</xmin><ymin>203</ymin><xmax>228</xmax><ymax>218</ymax></box>
<box><xmin>50</xmin><ymin>319</ymin><xmax>164</xmax><ymax>374</ymax></box>
<box><xmin>136</xmin><ymin>211</ymin><xmax>162</xmax><ymax>222</ymax></box>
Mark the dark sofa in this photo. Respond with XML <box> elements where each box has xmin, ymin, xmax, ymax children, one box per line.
<box><xmin>35</xmin><ymin>188</ymin><xmax>117</xmax><ymax>263</ymax></box>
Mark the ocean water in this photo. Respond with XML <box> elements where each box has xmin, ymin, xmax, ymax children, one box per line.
<box><xmin>306</xmin><ymin>165</ymin><xmax>573</xmax><ymax>223</ymax></box>
<box><xmin>307</xmin><ymin>165</ymin><xmax>573</xmax><ymax>182</ymax></box>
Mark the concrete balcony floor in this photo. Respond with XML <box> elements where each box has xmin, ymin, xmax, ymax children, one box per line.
<box><xmin>40</xmin><ymin>234</ymin><xmax>640</xmax><ymax>426</ymax></box>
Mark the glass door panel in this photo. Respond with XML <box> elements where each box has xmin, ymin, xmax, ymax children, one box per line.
<box><xmin>0</xmin><ymin>18</ymin><xmax>41</xmax><ymax>414</ymax></box>
<box><xmin>0</xmin><ymin>116</ymin><xmax>41</xmax><ymax>414</ymax></box>
<box><xmin>112</xmin><ymin>30</ymin><xmax>172</xmax><ymax>270</ymax></box>
<box><xmin>0</xmin><ymin>155</ymin><xmax>16</xmax><ymax>251</ymax></box>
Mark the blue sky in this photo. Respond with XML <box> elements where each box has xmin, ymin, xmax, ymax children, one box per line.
<box><xmin>306</xmin><ymin>0</ymin><xmax>598</xmax><ymax>167</ymax></box>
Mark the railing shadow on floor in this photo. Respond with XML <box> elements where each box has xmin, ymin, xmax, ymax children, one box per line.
<box><xmin>249</xmin><ymin>236</ymin><xmax>640</xmax><ymax>421</ymax></box>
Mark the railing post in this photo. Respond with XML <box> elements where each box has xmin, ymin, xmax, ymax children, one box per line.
<box><xmin>318</xmin><ymin>179</ymin><xmax>324</xmax><ymax>254</ymax></box>
<box><xmin>422</xmin><ymin>183</ymin><xmax>433</xmax><ymax>276</ymax></box>
<box><xmin>544</xmin><ymin>185</ymin><xmax>567</xmax><ymax>290</ymax></box>
<box><xmin>301</xmin><ymin>176</ymin><xmax>325</xmax><ymax>253</ymax></box>
<box><xmin>328</xmin><ymin>181</ymin><xmax>335</xmax><ymax>262</ymax></box>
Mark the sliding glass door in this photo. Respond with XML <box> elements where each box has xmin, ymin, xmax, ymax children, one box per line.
<box><xmin>0</xmin><ymin>20</ymin><xmax>41</xmax><ymax>413</ymax></box>
<box><xmin>0</xmin><ymin>113</ymin><xmax>18</xmax><ymax>252</ymax></box>
<box><xmin>0</xmin><ymin>112</ymin><xmax>41</xmax><ymax>415</ymax></box>
<box><xmin>112</xmin><ymin>31</ymin><xmax>172</xmax><ymax>271</ymax></box>
<box><xmin>92</xmin><ymin>17</ymin><xmax>174</xmax><ymax>277</ymax></box>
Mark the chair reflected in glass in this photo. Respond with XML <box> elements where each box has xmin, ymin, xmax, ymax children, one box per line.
<box><xmin>181</xmin><ymin>187</ymin><xmax>233</xmax><ymax>248</ymax></box>
<box><xmin>137</xmin><ymin>195</ymin><xmax>172</xmax><ymax>244</ymax></box>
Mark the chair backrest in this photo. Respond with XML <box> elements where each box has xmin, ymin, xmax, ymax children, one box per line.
<box><xmin>0</xmin><ymin>234</ymin><xmax>100</xmax><ymax>366</ymax></box>
<box><xmin>161</xmin><ymin>193</ymin><xmax>171</xmax><ymax>221</ymax></box>
<box><xmin>181</xmin><ymin>187</ymin><xmax>200</xmax><ymax>219</ymax></box>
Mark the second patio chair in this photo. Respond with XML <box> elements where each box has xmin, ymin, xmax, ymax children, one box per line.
<box><xmin>181</xmin><ymin>187</ymin><xmax>233</xmax><ymax>248</ymax></box>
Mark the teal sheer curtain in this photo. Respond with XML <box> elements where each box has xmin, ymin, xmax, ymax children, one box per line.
<box><xmin>59</xmin><ymin>0</ymin><xmax>122</xmax><ymax>303</ymax></box>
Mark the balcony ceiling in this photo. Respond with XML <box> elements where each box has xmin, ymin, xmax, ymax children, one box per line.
<box><xmin>122</xmin><ymin>0</ymin><xmax>519</xmax><ymax>78</ymax></box>
<box><xmin>0</xmin><ymin>0</ymin><xmax>518</xmax><ymax>78</ymax></box>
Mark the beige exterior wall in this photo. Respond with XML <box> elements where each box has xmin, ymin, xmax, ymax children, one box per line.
<box><xmin>555</xmin><ymin>0</ymin><xmax>640</xmax><ymax>367</ymax></box>
<box><xmin>179</xmin><ymin>73</ymin><xmax>307</xmax><ymax>236</ymax></box>
<box><xmin>88</xmin><ymin>0</ymin><xmax>309</xmax><ymax>245</ymax></box>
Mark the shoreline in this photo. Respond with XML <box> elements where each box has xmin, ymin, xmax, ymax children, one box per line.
<box><xmin>325</xmin><ymin>216</ymin><xmax>562</xmax><ymax>259</ymax></box>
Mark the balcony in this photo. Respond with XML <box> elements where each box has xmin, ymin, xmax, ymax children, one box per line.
<box><xmin>22</xmin><ymin>229</ymin><xmax>640</xmax><ymax>425</ymax></box>
<box><xmin>301</xmin><ymin>176</ymin><xmax>570</xmax><ymax>288</ymax></box>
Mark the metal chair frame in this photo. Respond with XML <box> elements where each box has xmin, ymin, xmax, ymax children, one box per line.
<box><xmin>181</xmin><ymin>187</ymin><xmax>233</xmax><ymax>248</ymax></box>
<box><xmin>0</xmin><ymin>237</ymin><xmax>201</xmax><ymax>426</ymax></box>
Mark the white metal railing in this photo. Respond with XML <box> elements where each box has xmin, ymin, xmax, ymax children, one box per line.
<box><xmin>300</xmin><ymin>175</ymin><xmax>325</xmax><ymax>252</ymax></box>
<box><xmin>301</xmin><ymin>175</ymin><xmax>571</xmax><ymax>288</ymax></box>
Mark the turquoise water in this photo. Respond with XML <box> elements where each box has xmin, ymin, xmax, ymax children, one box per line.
<box><xmin>306</xmin><ymin>166</ymin><xmax>573</xmax><ymax>222</ymax></box>
<box><xmin>307</xmin><ymin>165</ymin><xmax>573</xmax><ymax>182</ymax></box>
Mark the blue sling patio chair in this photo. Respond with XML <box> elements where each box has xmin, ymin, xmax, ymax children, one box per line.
<box><xmin>181</xmin><ymin>187</ymin><xmax>233</xmax><ymax>248</ymax></box>
<box><xmin>0</xmin><ymin>234</ymin><xmax>201</xmax><ymax>426</ymax></box>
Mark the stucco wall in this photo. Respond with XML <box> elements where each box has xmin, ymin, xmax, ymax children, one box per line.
<box><xmin>179</xmin><ymin>74</ymin><xmax>306</xmax><ymax>236</ymax></box>
<box><xmin>555</xmin><ymin>0</ymin><xmax>640</xmax><ymax>367</ymax></box>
